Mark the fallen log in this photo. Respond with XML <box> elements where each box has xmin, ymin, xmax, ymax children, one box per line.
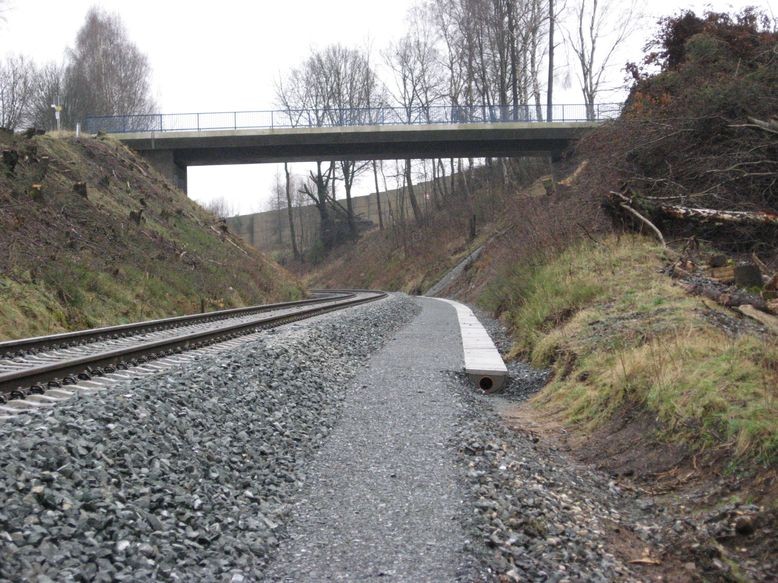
<box><xmin>708</xmin><ymin>265</ymin><xmax>735</xmax><ymax>283</ymax></box>
<box><xmin>681</xmin><ymin>279</ymin><xmax>767</xmax><ymax>311</ymax></box>
<box><xmin>737</xmin><ymin>305</ymin><xmax>778</xmax><ymax>335</ymax></box>
<box><xmin>611</xmin><ymin>189</ymin><xmax>778</xmax><ymax>227</ymax></box>
<box><xmin>656</xmin><ymin>204</ymin><xmax>778</xmax><ymax>226</ymax></box>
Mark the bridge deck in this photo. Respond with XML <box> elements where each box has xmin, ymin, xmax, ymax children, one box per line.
<box><xmin>113</xmin><ymin>121</ymin><xmax>599</xmax><ymax>165</ymax></box>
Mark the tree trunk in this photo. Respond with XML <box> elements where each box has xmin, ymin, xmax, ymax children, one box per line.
<box><xmin>450</xmin><ymin>158</ymin><xmax>456</xmax><ymax>196</ymax></box>
<box><xmin>405</xmin><ymin>159</ymin><xmax>422</xmax><ymax>223</ymax></box>
<box><xmin>430</xmin><ymin>160</ymin><xmax>443</xmax><ymax>210</ymax></box>
<box><xmin>508</xmin><ymin>3</ymin><xmax>519</xmax><ymax>121</ymax></box>
<box><xmin>315</xmin><ymin>161</ymin><xmax>334</xmax><ymax>249</ymax></box>
<box><xmin>658</xmin><ymin>204</ymin><xmax>778</xmax><ymax>226</ymax></box>
<box><xmin>342</xmin><ymin>161</ymin><xmax>356</xmax><ymax>237</ymax></box>
<box><xmin>283</xmin><ymin>163</ymin><xmax>300</xmax><ymax>259</ymax></box>
<box><xmin>379</xmin><ymin>161</ymin><xmax>395</xmax><ymax>227</ymax></box>
<box><xmin>547</xmin><ymin>0</ymin><xmax>555</xmax><ymax>122</ymax></box>
<box><xmin>438</xmin><ymin>159</ymin><xmax>449</xmax><ymax>198</ymax></box>
<box><xmin>372</xmin><ymin>160</ymin><xmax>384</xmax><ymax>230</ymax></box>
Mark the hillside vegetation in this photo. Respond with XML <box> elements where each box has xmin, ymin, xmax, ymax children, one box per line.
<box><xmin>483</xmin><ymin>235</ymin><xmax>777</xmax><ymax>462</ymax></box>
<box><xmin>0</xmin><ymin>132</ymin><xmax>302</xmax><ymax>340</ymax></box>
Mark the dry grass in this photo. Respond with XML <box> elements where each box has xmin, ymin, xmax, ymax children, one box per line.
<box><xmin>484</xmin><ymin>234</ymin><xmax>778</xmax><ymax>463</ymax></box>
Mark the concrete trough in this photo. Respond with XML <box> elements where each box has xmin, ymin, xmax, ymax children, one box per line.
<box><xmin>432</xmin><ymin>298</ymin><xmax>508</xmax><ymax>392</ymax></box>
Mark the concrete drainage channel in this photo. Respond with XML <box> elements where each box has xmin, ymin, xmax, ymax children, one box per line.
<box><xmin>0</xmin><ymin>290</ymin><xmax>386</xmax><ymax>416</ymax></box>
<box><xmin>432</xmin><ymin>298</ymin><xmax>508</xmax><ymax>392</ymax></box>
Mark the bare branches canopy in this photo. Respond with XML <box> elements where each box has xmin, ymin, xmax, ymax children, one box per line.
<box><xmin>0</xmin><ymin>6</ymin><xmax>155</xmax><ymax>131</ymax></box>
<box><xmin>64</xmin><ymin>8</ymin><xmax>156</xmax><ymax>126</ymax></box>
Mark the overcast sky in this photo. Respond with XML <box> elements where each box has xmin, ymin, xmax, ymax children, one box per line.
<box><xmin>1</xmin><ymin>0</ymin><xmax>774</xmax><ymax>214</ymax></box>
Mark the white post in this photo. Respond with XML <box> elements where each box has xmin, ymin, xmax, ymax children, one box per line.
<box><xmin>51</xmin><ymin>104</ymin><xmax>63</xmax><ymax>134</ymax></box>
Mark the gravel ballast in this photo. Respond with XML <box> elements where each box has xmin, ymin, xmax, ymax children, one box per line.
<box><xmin>0</xmin><ymin>295</ymin><xmax>418</xmax><ymax>582</ymax></box>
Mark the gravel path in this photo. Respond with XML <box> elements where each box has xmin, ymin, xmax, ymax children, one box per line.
<box><xmin>0</xmin><ymin>295</ymin><xmax>418</xmax><ymax>582</ymax></box>
<box><xmin>264</xmin><ymin>298</ymin><xmax>475</xmax><ymax>581</ymax></box>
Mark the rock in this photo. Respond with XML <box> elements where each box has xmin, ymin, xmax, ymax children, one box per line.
<box><xmin>115</xmin><ymin>540</ymin><xmax>130</xmax><ymax>553</ymax></box>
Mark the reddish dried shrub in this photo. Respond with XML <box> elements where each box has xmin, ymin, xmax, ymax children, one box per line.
<box><xmin>579</xmin><ymin>9</ymin><xmax>778</xmax><ymax>251</ymax></box>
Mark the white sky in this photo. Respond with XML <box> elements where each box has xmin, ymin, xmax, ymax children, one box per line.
<box><xmin>1</xmin><ymin>0</ymin><xmax>774</xmax><ymax>214</ymax></box>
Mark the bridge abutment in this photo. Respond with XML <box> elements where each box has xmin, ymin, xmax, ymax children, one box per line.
<box><xmin>141</xmin><ymin>150</ymin><xmax>188</xmax><ymax>193</ymax></box>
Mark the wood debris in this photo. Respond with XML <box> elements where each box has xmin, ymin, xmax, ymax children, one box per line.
<box><xmin>737</xmin><ymin>305</ymin><xmax>778</xmax><ymax>334</ymax></box>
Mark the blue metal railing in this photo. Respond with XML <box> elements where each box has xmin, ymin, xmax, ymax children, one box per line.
<box><xmin>83</xmin><ymin>103</ymin><xmax>622</xmax><ymax>134</ymax></box>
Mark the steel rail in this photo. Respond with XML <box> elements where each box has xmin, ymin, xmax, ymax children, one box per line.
<box><xmin>0</xmin><ymin>291</ymin><xmax>352</xmax><ymax>358</ymax></box>
<box><xmin>0</xmin><ymin>290</ymin><xmax>386</xmax><ymax>399</ymax></box>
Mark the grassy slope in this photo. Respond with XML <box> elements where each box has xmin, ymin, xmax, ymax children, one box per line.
<box><xmin>482</xmin><ymin>235</ymin><xmax>777</xmax><ymax>464</ymax></box>
<box><xmin>0</xmin><ymin>133</ymin><xmax>303</xmax><ymax>340</ymax></box>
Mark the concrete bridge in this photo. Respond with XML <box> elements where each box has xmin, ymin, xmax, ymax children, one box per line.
<box><xmin>87</xmin><ymin>105</ymin><xmax>617</xmax><ymax>192</ymax></box>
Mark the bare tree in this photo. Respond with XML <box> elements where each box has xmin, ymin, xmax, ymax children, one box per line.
<box><xmin>385</xmin><ymin>16</ymin><xmax>445</xmax><ymax>223</ymax></box>
<box><xmin>277</xmin><ymin>55</ymin><xmax>337</xmax><ymax>249</ymax></box>
<box><xmin>277</xmin><ymin>44</ymin><xmax>383</xmax><ymax>247</ymax></box>
<box><xmin>565</xmin><ymin>0</ymin><xmax>637</xmax><ymax>119</ymax></box>
<box><xmin>320</xmin><ymin>44</ymin><xmax>383</xmax><ymax>236</ymax></box>
<box><xmin>64</xmin><ymin>8</ymin><xmax>156</xmax><ymax>127</ymax></box>
<box><xmin>268</xmin><ymin>173</ymin><xmax>288</xmax><ymax>246</ymax></box>
<box><xmin>27</xmin><ymin>62</ymin><xmax>65</xmax><ymax>130</ymax></box>
<box><xmin>0</xmin><ymin>55</ymin><xmax>34</xmax><ymax>130</ymax></box>
<box><xmin>525</xmin><ymin>0</ymin><xmax>549</xmax><ymax>121</ymax></box>
<box><xmin>547</xmin><ymin>0</ymin><xmax>555</xmax><ymax>120</ymax></box>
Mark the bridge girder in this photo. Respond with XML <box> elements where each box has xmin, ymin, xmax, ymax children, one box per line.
<box><xmin>114</xmin><ymin>122</ymin><xmax>598</xmax><ymax>192</ymax></box>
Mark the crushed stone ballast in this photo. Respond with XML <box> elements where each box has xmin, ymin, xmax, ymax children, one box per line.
<box><xmin>0</xmin><ymin>290</ymin><xmax>386</xmax><ymax>415</ymax></box>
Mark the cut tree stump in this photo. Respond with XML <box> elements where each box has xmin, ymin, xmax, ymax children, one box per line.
<box><xmin>73</xmin><ymin>182</ymin><xmax>88</xmax><ymax>198</ymax></box>
<box><xmin>734</xmin><ymin>264</ymin><xmax>763</xmax><ymax>289</ymax></box>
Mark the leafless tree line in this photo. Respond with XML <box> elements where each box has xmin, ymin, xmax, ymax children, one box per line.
<box><xmin>275</xmin><ymin>0</ymin><xmax>636</xmax><ymax>256</ymax></box>
<box><xmin>0</xmin><ymin>7</ymin><xmax>155</xmax><ymax>132</ymax></box>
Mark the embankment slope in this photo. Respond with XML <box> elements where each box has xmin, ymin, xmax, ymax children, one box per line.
<box><xmin>0</xmin><ymin>132</ymin><xmax>302</xmax><ymax>340</ymax></box>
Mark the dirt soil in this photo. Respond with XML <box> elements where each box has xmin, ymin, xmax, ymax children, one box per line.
<box><xmin>499</xmin><ymin>401</ymin><xmax>778</xmax><ymax>582</ymax></box>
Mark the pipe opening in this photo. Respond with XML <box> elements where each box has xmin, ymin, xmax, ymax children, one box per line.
<box><xmin>479</xmin><ymin>376</ymin><xmax>494</xmax><ymax>391</ymax></box>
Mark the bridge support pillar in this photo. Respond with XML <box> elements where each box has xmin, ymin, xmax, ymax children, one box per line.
<box><xmin>140</xmin><ymin>150</ymin><xmax>188</xmax><ymax>193</ymax></box>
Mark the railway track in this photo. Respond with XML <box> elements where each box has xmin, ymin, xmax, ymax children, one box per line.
<box><xmin>0</xmin><ymin>290</ymin><xmax>385</xmax><ymax>412</ymax></box>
